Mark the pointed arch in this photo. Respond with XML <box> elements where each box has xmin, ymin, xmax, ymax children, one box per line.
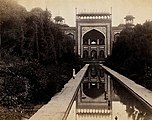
<box><xmin>91</xmin><ymin>50</ymin><xmax>97</xmax><ymax>59</ymax></box>
<box><xmin>83</xmin><ymin>29</ymin><xmax>105</xmax><ymax>45</ymax></box>
<box><xmin>67</xmin><ymin>33</ymin><xmax>74</xmax><ymax>39</ymax></box>
<box><xmin>83</xmin><ymin>50</ymin><xmax>89</xmax><ymax>59</ymax></box>
<box><xmin>99</xmin><ymin>50</ymin><xmax>105</xmax><ymax>59</ymax></box>
<box><xmin>114</xmin><ymin>33</ymin><xmax>120</xmax><ymax>42</ymax></box>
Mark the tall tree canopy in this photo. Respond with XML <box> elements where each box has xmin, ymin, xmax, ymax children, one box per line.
<box><xmin>0</xmin><ymin>0</ymin><xmax>82</xmax><ymax>109</ymax></box>
<box><xmin>105</xmin><ymin>21</ymin><xmax>152</xmax><ymax>90</ymax></box>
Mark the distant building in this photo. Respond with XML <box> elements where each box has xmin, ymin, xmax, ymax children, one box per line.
<box><xmin>112</xmin><ymin>15</ymin><xmax>135</xmax><ymax>43</ymax></box>
<box><xmin>124</xmin><ymin>15</ymin><xmax>135</xmax><ymax>28</ymax></box>
<box><xmin>60</xmin><ymin>12</ymin><xmax>135</xmax><ymax>62</ymax></box>
<box><xmin>112</xmin><ymin>24</ymin><xmax>125</xmax><ymax>43</ymax></box>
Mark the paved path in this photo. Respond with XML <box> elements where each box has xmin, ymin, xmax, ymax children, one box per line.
<box><xmin>101</xmin><ymin>64</ymin><xmax>152</xmax><ymax>110</ymax></box>
<box><xmin>29</xmin><ymin>64</ymin><xmax>89</xmax><ymax>120</ymax></box>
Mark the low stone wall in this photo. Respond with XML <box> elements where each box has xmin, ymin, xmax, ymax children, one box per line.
<box><xmin>101</xmin><ymin>64</ymin><xmax>152</xmax><ymax>111</ymax></box>
<box><xmin>29</xmin><ymin>64</ymin><xmax>89</xmax><ymax>120</ymax></box>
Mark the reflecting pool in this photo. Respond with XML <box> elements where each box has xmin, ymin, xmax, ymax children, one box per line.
<box><xmin>67</xmin><ymin>64</ymin><xmax>152</xmax><ymax>120</ymax></box>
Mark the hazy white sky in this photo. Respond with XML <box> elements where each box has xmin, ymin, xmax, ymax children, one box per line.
<box><xmin>17</xmin><ymin>0</ymin><xmax>152</xmax><ymax>26</ymax></box>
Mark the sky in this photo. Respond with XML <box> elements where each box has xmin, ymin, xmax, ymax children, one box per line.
<box><xmin>17</xmin><ymin>0</ymin><xmax>152</xmax><ymax>27</ymax></box>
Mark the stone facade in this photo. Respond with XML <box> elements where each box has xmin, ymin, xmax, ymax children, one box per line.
<box><xmin>76</xmin><ymin>12</ymin><xmax>112</xmax><ymax>61</ymax></box>
<box><xmin>62</xmin><ymin>13</ymin><xmax>134</xmax><ymax>61</ymax></box>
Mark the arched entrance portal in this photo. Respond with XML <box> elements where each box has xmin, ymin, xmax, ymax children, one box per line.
<box><xmin>83</xmin><ymin>50</ymin><xmax>88</xmax><ymax>59</ymax></box>
<box><xmin>83</xmin><ymin>29</ymin><xmax>105</xmax><ymax>45</ymax></box>
<box><xmin>67</xmin><ymin>33</ymin><xmax>74</xmax><ymax>39</ymax></box>
<box><xmin>114</xmin><ymin>33</ymin><xmax>120</xmax><ymax>42</ymax></box>
<box><xmin>82</xmin><ymin>29</ymin><xmax>105</xmax><ymax>60</ymax></box>
<box><xmin>91</xmin><ymin>50</ymin><xmax>97</xmax><ymax>59</ymax></box>
<box><xmin>76</xmin><ymin>12</ymin><xmax>112</xmax><ymax>60</ymax></box>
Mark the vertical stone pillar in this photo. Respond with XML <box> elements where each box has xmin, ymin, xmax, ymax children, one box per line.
<box><xmin>88</xmin><ymin>39</ymin><xmax>90</xmax><ymax>45</ymax></box>
<box><xmin>97</xmin><ymin>39</ymin><xmax>99</xmax><ymax>45</ymax></box>
<box><xmin>97</xmin><ymin>83</ymin><xmax>100</xmax><ymax>89</ymax></box>
<box><xmin>89</xmin><ymin>46</ymin><xmax>91</xmax><ymax>58</ymax></box>
<box><xmin>88</xmin><ymin>83</ymin><xmax>91</xmax><ymax>89</ymax></box>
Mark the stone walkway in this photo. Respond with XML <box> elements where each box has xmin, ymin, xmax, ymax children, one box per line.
<box><xmin>101</xmin><ymin>64</ymin><xmax>152</xmax><ymax>110</ymax></box>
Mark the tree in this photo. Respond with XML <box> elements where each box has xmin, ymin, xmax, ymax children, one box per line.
<box><xmin>0</xmin><ymin>1</ymin><xmax>82</xmax><ymax>110</ymax></box>
<box><xmin>1</xmin><ymin>0</ymin><xmax>27</xmax><ymax>62</ymax></box>
<box><xmin>105</xmin><ymin>21</ymin><xmax>152</xmax><ymax>90</ymax></box>
<box><xmin>0</xmin><ymin>0</ymin><xmax>27</xmax><ymax>23</ymax></box>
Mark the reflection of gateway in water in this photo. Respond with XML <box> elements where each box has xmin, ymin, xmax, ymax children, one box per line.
<box><xmin>76</xmin><ymin>65</ymin><xmax>112</xmax><ymax>117</ymax></box>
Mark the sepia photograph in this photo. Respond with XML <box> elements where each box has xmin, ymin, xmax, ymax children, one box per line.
<box><xmin>0</xmin><ymin>0</ymin><xmax>152</xmax><ymax>120</ymax></box>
